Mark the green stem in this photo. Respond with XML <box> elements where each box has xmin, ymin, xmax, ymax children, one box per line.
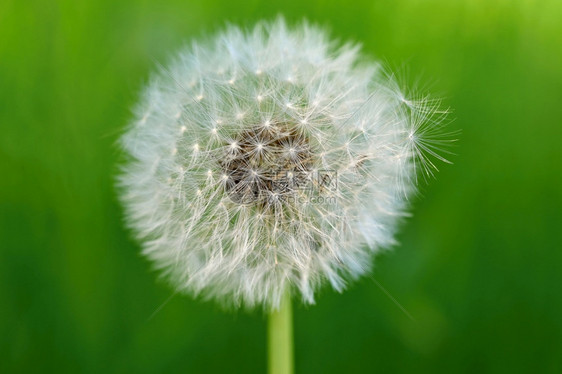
<box><xmin>268</xmin><ymin>290</ymin><xmax>294</xmax><ymax>374</ymax></box>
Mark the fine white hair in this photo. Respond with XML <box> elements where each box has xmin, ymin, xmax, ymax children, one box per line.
<box><xmin>118</xmin><ymin>18</ymin><xmax>450</xmax><ymax>311</ymax></box>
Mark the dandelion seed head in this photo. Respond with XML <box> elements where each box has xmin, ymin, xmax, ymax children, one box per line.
<box><xmin>118</xmin><ymin>18</ymin><xmax>451</xmax><ymax>311</ymax></box>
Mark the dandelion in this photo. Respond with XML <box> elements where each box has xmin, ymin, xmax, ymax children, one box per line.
<box><xmin>118</xmin><ymin>18</ymin><xmax>451</xmax><ymax>373</ymax></box>
<box><xmin>119</xmin><ymin>18</ymin><xmax>451</xmax><ymax>309</ymax></box>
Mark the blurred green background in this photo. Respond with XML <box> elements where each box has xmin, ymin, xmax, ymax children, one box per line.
<box><xmin>1</xmin><ymin>0</ymin><xmax>561</xmax><ymax>372</ymax></box>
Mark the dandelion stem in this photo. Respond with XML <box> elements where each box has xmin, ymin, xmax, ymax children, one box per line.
<box><xmin>268</xmin><ymin>290</ymin><xmax>294</xmax><ymax>374</ymax></box>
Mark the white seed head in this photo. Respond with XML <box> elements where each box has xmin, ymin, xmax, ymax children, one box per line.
<box><xmin>118</xmin><ymin>19</ymin><xmax>451</xmax><ymax>311</ymax></box>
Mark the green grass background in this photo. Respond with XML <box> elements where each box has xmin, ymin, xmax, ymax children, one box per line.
<box><xmin>1</xmin><ymin>0</ymin><xmax>561</xmax><ymax>372</ymax></box>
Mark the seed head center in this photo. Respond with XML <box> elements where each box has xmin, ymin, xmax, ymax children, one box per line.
<box><xmin>220</xmin><ymin>122</ymin><xmax>314</xmax><ymax>206</ymax></box>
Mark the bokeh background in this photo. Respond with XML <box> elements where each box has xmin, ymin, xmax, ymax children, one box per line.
<box><xmin>2</xmin><ymin>0</ymin><xmax>561</xmax><ymax>372</ymax></box>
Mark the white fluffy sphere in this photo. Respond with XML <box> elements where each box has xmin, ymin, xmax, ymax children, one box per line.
<box><xmin>119</xmin><ymin>19</ymin><xmax>449</xmax><ymax>310</ymax></box>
